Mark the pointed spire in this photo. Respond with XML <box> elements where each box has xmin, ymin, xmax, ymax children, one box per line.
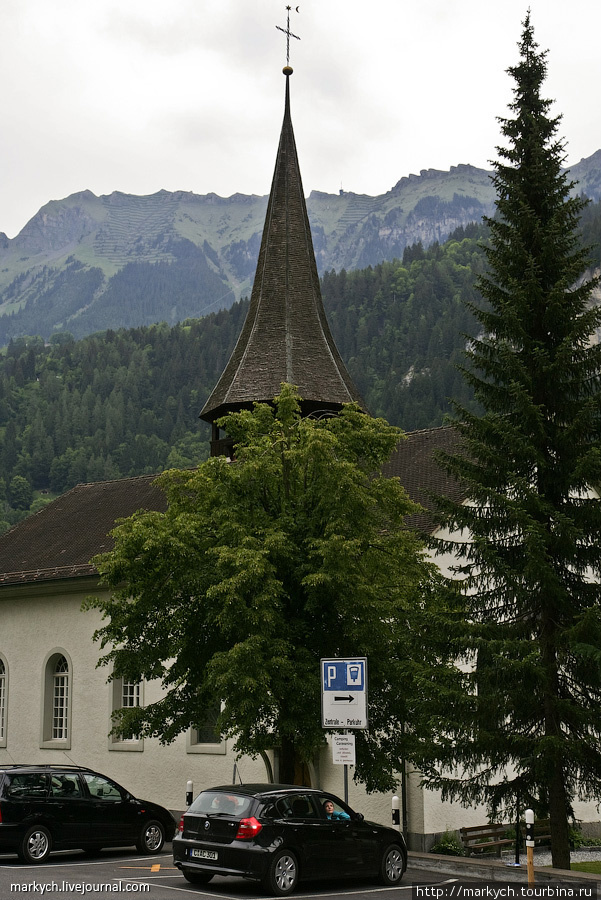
<box><xmin>200</xmin><ymin>68</ymin><xmax>366</xmax><ymax>445</ymax></box>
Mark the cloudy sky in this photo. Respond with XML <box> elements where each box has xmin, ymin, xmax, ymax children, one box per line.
<box><xmin>1</xmin><ymin>0</ymin><xmax>600</xmax><ymax>238</ymax></box>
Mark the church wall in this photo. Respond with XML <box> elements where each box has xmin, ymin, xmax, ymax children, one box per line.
<box><xmin>0</xmin><ymin>582</ymin><xmax>406</xmax><ymax>827</ymax></box>
<box><xmin>0</xmin><ymin>583</ymin><xmax>266</xmax><ymax>814</ymax></box>
<box><xmin>0</xmin><ymin>581</ymin><xmax>409</xmax><ymax>830</ymax></box>
<box><xmin>2</xmin><ymin>564</ymin><xmax>599</xmax><ymax>844</ymax></box>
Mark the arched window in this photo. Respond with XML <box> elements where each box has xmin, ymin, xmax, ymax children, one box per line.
<box><xmin>52</xmin><ymin>656</ymin><xmax>69</xmax><ymax>740</ymax></box>
<box><xmin>41</xmin><ymin>650</ymin><xmax>72</xmax><ymax>749</ymax></box>
<box><xmin>0</xmin><ymin>657</ymin><xmax>6</xmax><ymax>746</ymax></box>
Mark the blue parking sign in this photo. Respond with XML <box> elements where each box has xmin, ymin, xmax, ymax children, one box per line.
<box><xmin>322</xmin><ymin>660</ymin><xmax>365</xmax><ymax>691</ymax></box>
<box><xmin>320</xmin><ymin>658</ymin><xmax>368</xmax><ymax>729</ymax></box>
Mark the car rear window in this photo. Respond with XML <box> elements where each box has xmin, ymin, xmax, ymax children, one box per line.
<box><xmin>189</xmin><ymin>791</ymin><xmax>253</xmax><ymax>818</ymax></box>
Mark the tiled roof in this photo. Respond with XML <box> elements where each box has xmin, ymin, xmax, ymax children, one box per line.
<box><xmin>382</xmin><ymin>425</ymin><xmax>466</xmax><ymax>532</ymax></box>
<box><xmin>200</xmin><ymin>71</ymin><xmax>365</xmax><ymax>423</ymax></box>
<box><xmin>0</xmin><ymin>474</ymin><xmax>166</xmax><ymax>586</ymax></box>
<box><xmin>0</xmin><ymin>427</ymin><xmax>464</xmax><ymax>587</ymax></box>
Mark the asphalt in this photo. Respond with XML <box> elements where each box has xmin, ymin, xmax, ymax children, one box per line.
<box><xmin>408</xmin><ymin>850</ymin><xmax>601</xmax><ymax>887</ymax></box>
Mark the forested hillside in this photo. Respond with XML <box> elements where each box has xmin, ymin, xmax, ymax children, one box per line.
<box><xmin>1</xmin><ymin>204</ymin><xmax>599</xmax><ymax>534</ymax></box>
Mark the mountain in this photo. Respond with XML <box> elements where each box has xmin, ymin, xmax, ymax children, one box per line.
<box><xmin>1</xmin><ymin>218</ymin><xmax>600</xmax><ymax>533</ymax></box>
<box><xmin>0</xmin><ymin>151</ymin><xmax>600</xmax><ymax>344</ymax></box>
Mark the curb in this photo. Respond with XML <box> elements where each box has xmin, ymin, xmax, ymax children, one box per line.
<box><xmin>408</xmin><ymin>851</ymin><xmax>601</xmax><ymax>888</ymax></box>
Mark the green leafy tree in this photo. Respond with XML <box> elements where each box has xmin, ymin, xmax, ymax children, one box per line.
<box><xmin>86</xmin><ymin>385</ymin><xmax>435</xmax><ymax>789</ymax></box>
<box><xmin>9</xmin><ymin>475</ymin><xmax>33</xmax><ymax>511</ymax></box>
<box><xmin>423</xmin><ymin>16</ymin><xmax>601</xmax><ymax>869</ymax></box>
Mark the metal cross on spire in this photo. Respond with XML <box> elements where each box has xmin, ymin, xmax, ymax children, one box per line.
<box><xmin>276</xmin><ymin>5</ymin><xmax>300</xmax><ymax>67</ymax></box>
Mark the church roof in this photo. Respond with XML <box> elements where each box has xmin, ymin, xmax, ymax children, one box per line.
<box><xmin>0</xmin><ymin>475</ymin><xmax>166</xmax><ymax>586</ymax></box>
<box><xmin>0</xmin><ymin>428</ymin><xmax>463</xmax><ymax>588</ymax></box>
<box><xmin>382</xmin><ymin>425</ymin><xmax>465</xmax><ymax>532</ymax></box>
<box><xmin>200</xmin><ymin>70</ymin><xmax>365</xmax><ymax>423</ymax></box>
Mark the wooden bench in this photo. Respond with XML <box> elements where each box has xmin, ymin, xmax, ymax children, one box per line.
<box><xmin>460</xmin><ymin>824</ymin><xmax>513</xmax><ymax>857</ymax></box>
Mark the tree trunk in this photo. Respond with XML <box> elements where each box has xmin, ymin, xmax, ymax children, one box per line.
<box><xmin>279</xmin><ymin>735</ymin><xmax>298</xmax><ymax>785</ymax></box>
<box><xmin>278</xmin><ymin>735</ymin><xmax>312</xmax><ymax>786</ymax></box>
<box><xmin>549</xmin><ymin>758</ymin><xmax>571</xmax><ymax>870</ymax></box>
<box><xmin>541</xmin><ymin>603</ymin><xmax>571</xmax><ymax>870</ymax></box>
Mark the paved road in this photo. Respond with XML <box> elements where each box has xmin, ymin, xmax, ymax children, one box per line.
<box><xmin>0</xmin><ymin>844</ymin><xmax>471</xmax><ymax>900</ymax></box>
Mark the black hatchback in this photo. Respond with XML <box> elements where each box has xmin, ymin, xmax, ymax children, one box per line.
<box><xmin>173</xmin><ymin>783</ymin><xmax>407</xmax><ymax>895</ymax></box>
<box><xmin>0</xmin><ymin>764</ymin><xmax>176</xmax><ymax>863</ymax></box>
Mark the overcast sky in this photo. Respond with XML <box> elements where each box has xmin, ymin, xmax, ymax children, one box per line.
<box><xmin>1</xmin><ymin>0</ymin><xmax>600</xmax><ymax>239</ymax></box>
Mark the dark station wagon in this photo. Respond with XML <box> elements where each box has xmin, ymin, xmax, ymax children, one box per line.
<box><xmin>173</xmin><ymin>783</ymin><xmax>407</xmax><ymax>895</ymax></box>
<box><xmin>0</xmin><ymin>764</ymin><xmax>176</xmax><ymax>863</ymax></box>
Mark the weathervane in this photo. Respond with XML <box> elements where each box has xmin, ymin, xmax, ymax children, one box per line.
<box><xmin>276</xmin><ymin>5</ymin><xmax>300</xmax><ymax>68</ymax></box>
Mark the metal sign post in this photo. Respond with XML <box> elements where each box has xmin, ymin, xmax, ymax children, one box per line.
<box><xmin>332</xmin><ymin>733</ymin><xmax>356</xmax><ymax>804</ymax></box>
<box><xmin>321</xmin><ymin>658</ymin><xmax>368</xmax><ymax>805</ymax></box>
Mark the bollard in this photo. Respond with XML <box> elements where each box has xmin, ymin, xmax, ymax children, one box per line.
<box><xmin>392</xmin><ymin>795</ymin><xmax>401</xmax><ymax>831</ymax></box>
<box><xmin>186</xmin><ymin>780</ymin><xmax>194</xmax><ymax>808</ymax></box>
<box><xmin>525</xmin><ymin>808</ymin><xmax>535</xmax><ymax>885</ymax></box>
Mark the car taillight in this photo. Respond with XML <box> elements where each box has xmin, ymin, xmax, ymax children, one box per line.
<box><xmin>178</xmin><ymin>815</ymin><xmax>184</xmax><ymax>833</ymax></box>
<box><xmin>235</xmin><ymin>817</ymin><xmax>262</xmax><ymax>840</ymax></box>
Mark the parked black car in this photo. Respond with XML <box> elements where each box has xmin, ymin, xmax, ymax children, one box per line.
<box><xmin>173</xmin><ymin>783</ymin><xmax>407</xmax><ymax>895</ymax></box>
<box><xmin>0</xmin><ymin>764</ymin><xmax>176</xmax><ymax>863</ymax></box>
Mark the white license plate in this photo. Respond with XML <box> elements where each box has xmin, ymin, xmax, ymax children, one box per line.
<box><xmin>191</xmin><ymin>849</ymin><xmax>218</xmax><ymax>860</ymax></box>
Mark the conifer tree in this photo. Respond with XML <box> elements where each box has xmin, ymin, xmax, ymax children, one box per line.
<box><xmin>425</xmin><ymin>15</ymin><xmax>601</xmax><ymax>869</ymax></box>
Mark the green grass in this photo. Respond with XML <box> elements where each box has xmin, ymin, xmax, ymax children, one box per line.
<box><xmin>569</xmin><ymin>861</ymin><xmax>601</xmax><ymax>874</ymax></box>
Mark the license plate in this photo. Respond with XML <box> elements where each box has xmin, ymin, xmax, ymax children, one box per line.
<box><xmin>191</xmin><ymin>849</ymin><xmax>218</xmax><ymax>860</ymax></box>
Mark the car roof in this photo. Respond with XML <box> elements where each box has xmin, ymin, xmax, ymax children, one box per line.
<box><xmin>0</xmin><ymin>764</ymin><xmax>90</xmax><ymax>771</ymax></box>
<box><xmin>202</xmin><ymin>784</ymin><xmax>327</xmax><ymax>799</ymax></box>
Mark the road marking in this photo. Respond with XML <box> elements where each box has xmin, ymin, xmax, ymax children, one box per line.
<box><xmin>121</xmin><ymin>864</ymin><xmax>177</xmax><ymax>871</ymax></box>
<box><xmin>1</xmin><ymin>852</ymin><xmax>171</xmax><ymax>870</ymax></box>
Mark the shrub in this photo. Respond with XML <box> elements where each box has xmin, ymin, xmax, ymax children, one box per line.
<box><xmin>430</xmin><ymin>830</ymin><xmax>465</xmax><ymax>856</ymax></box>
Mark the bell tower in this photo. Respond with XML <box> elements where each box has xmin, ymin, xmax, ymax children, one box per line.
<box><xmin>200</xmin><ymin>14</ymin><xmax>365</xmax><ymax>455</ymax></box>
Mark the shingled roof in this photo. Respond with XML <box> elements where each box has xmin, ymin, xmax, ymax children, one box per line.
<box><xmin>0</xmin><ymin>428</ymin><xmax>465</xmax><ymax>588</ymax></box>
<box><xmin>0</xmin><ymin>475</ymin><xmax>166</xmax><ymax>586</ymax></box>
<box><xmin>200</xmin><ymin>69</ymin><xmax>365</xmax><ymax>426</ymax></box>
<box><xmin>382</xmin><ymin>425</ymin><xmax>466</xmax><ymax>532</ymax></box>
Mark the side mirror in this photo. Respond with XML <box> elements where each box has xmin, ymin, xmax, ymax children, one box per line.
<box><xmin>354</xmin><ymin>812</ymin><xmax>364</xmax><ymax>822</ymax></box>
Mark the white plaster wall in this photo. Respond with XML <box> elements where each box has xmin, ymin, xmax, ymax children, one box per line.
<box><xmin>0</xmin><ymin>585</ymin><xmax>265</xmax><ymax>812</ymax></box>
<box><xmin>2</xmin><ymin>574</ymin><xmax>600</xmax><ymax>837</ymax></box>
<box><xmin>0</xmin><ymin>583</ymin><xmax>418</xmax><ymax>829</ymax></box>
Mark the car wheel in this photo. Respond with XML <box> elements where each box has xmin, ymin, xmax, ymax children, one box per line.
<box><xmin>136</xmin><ymin>819</ymin><xmax>166</xmax><ymax>854</ymax></box>
<box><xmin>379</xmin><ymin>843</ymin><xmax>405</xmax><ymax>885</ymax></box>
<box><xmin>262</xmin><ymin>849</ymin><xmax>299</xmax><ymax>896</ymax></box>
<box><xmin>182</xmin><ymin>870</ymin><xmax>214</xmax><ymax>885</ymax></box>
<box><xmin>18</xmin><ymin>826</ymin><xmax>52</xmax><ymax>864</ymax></box>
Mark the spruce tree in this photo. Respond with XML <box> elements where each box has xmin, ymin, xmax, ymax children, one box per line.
<box><xmin>426</xmin><ymin>15</ymin><xmax>601</xmax><ymax>869</ymax></box>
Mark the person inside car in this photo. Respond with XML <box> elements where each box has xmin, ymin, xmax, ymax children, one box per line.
<box><xmin>323</xmin><ymin>799</ymin><xmax>350</xmax><ymax>820</ymax></box>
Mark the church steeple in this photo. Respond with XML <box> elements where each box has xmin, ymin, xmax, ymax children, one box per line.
<box><xmin>200</xmin><ymin>63</ymin><xmax>366</xmax><ymax>454</ymax></box>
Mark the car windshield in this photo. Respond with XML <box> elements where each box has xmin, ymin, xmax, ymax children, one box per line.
<box><xmin>189</xmin><ymin>791</ymin><xmax>253</xmax><ymax>818</ymax></box>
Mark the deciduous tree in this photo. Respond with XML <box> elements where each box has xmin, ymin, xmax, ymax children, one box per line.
<box><xmin>86</xmin><ymin>386</ymin><xmax>435</xmax><ymax>789</ymax></box>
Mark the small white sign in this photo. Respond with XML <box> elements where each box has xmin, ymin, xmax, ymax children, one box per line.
<box><xmin>332</xmin><ymin>733</ymin><xmax>356</xmax><ymax>765</ymax></box>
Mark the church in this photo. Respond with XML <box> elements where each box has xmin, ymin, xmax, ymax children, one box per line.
<box><xmin>1</xmin><ymin>49</ymin><xmax>600</xmax><ymax>854</ymax></box>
